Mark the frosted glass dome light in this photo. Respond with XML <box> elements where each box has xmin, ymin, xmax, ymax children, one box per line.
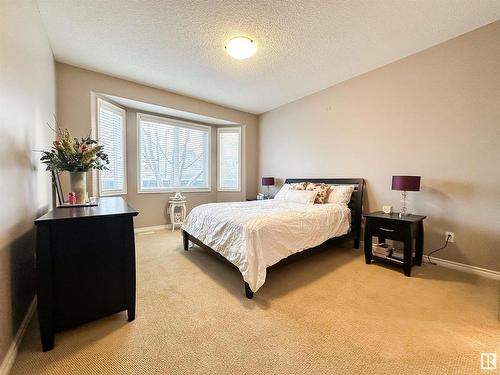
<box><xmin>225</xmin><ymin>36</ymin><xmax>256</xmax><ymax>60</ymax></box>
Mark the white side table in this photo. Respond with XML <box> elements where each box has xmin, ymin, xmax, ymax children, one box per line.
<box><xmin>168</xmin><ymin>200</ymin><xmax>186</xmax><ymax>232</ymax></box>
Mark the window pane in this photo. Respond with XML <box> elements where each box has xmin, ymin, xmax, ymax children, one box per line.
<box><xmin>139</xmin><ymin>116</ymin><xmax>209</xmax><ymax>191</ymax></box>
<box><xmin>98</xmin><ymin>100</ymin><xmax>126</xmax><ymax>195</ymax></box>
<box><xmin>218</xmin><ymin>128</ymin><xmax>240</xmax><ymax>190</ymax></box>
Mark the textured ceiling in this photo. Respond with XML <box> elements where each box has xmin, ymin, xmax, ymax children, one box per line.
<box><xmin>37</xmin><ymin>1</ymin><xmax>500</xmax><ymax>114</ymax></box>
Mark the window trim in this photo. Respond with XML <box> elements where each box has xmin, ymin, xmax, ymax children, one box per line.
<box><xmin>136</xmin><ymin>112</ymin><xmax>212</xmax><ymax>194</ymax></box>
<box><xmin>217</xmin><ymin>127</ymin><xmax>242</xmax><ymax>192</ymax></box>
<box><xmin>96</xmin><ymin>97</ymin><xmax>127</xmax><ymax>197</ymax></box>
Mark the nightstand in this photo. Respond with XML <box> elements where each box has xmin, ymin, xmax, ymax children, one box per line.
<box><xmin>363</xmin><ymin>211</ymin><xmax>426</xmax><ymax>276</ymax></box>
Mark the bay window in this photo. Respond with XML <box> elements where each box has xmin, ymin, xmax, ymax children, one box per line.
<box><xmin>97</xmin><ymin>98</ymin><xmax>127</xmax><ymax>196</ymax></box>
<box><xmin>138</xmin><ymin>113</ymin><xmax>210</xmax><ymax>192</ymax></box>
<box><xmin>217</xmin><ymin>127</ymin><xmax>241</xmax><ymax>191</ymax></box>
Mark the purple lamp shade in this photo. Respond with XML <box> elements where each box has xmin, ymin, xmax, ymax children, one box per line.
<box><xmin>392</xmin><ymin>176</ymin><xmax>421</xmax><ymax>192</ymax></box>
<box><xmin>262</xmin><ymin>177</ymin><xmax>275</xmax><ymax>186</ymax></box>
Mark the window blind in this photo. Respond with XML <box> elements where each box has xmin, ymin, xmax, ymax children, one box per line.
<box><xmin>138</xmin><ymin>114</ymin><xmax>210</xmax><ymax>191</ymax></box>
<box><xmin>97</xmin><ymin>99</ymin><xmax>126</xmax><ymax>195</ymax></box>
<box><xmin>218</xmin><ymin>127</ymin><xmax>241</xmax><ymax>191</ymax></box>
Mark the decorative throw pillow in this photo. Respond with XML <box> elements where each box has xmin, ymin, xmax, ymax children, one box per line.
<box><xmin>305</xmin><ymin>183</ymin><xmax>331</xmax><ymax>204</ymax></box>
<box><xmin>327</xmin><ymin>185</ymin><xmax>355</xmax><ymax>204</ymax></box>
<box><xmin>289</xmin><ymin>182</ymin><xmax>308</xmax><ymax>190</ymax></box>
<box><xmin>284</xmin><ymin>189</ymin><xmax>318</xmax><ymax>205</ymax></box>
<box><xmin>274</xmin><ymin>184</ymin><xmax>290</xmax><ymax>200</ymax></box>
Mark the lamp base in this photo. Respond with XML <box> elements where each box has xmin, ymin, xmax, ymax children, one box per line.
<box><xmin>399</xmin><ymin>191</ymin><xmax>408</xmax><ymax>218</ymax></box>
<box><xmin>263</xmin><ymin>185</ymin><xmax>272</xmax><ymax>199</ymax></box>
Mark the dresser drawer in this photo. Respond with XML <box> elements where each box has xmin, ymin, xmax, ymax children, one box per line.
<box><xmin>368</xmin><ymin>219</ymin><xmax>407</xmax><ymax>241</ymax></box>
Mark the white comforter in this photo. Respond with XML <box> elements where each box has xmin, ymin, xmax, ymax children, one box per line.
<box><xmin>182</xmin><ymin>199</ymin><xmax>351</xmax><ymax>292</ymax></box>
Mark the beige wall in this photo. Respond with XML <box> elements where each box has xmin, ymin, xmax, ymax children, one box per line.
<box><xmin>259</xmin><ymin>21</ymin><xmax>500</xmax><ymax>271</ymax></box>
<box><xmin>0</xmin><ymin>0</ymin><xmax>56</xmax><ymax>365</ymax></box>
<box><xmin>56</xmin><ymin>63</ymin><xmax>258</xmax><ymax>227</ymax></box>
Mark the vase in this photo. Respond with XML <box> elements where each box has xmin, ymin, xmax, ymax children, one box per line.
<box><xmin>69</xmin><ymin>172</ymin><xmax>87</xmax><ymax>204</ymax></box>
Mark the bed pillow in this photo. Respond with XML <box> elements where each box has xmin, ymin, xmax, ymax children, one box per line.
<box><xmin>274</xmin><ymin>184</ymin><xmax>290</xmax><ymax>200</ymax></box>
<box><xmin>289</xmin><ymin>182</ymin><xmax>308</xmax><ymax>190</ymax></box>
<box><xmin>284</xmin><ymin>189</ymin><xmax>318</xmax><ymax>205</ymax></box>
<box><xmin>327</xmin><ymin>185</ymin><xmax>355</xmax><ymax>205</ymax></box>
<box><xmin>305</xmin><ymin>183</ymin><xmax>331</xmax><ymax>204</ymax></box>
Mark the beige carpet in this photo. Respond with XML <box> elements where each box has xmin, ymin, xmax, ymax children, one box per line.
<box><xmin>11</xmin><ymin>230</ymin><xmax>500</xmax><ymax>374</ymax></box>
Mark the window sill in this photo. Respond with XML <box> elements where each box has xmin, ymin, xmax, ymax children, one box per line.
<box><xmin>99</xmin><ymin>191</ymin><xmax>127</xmax><ymax>197</ymax></box>
<box><xmin>137</xmin><ymin>188</ymin><xmax>212</xmax><ymax>194</ymax></box>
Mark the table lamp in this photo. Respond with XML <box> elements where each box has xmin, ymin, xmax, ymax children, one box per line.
<box><xmin>391</xmin><ymin>176</ymin><xmax>421</xmax><ymax>218</ymax></box>
<box><xmin>262</xmin><ymin>177</ymin><xmax>275</xmax><ymax>199</ymax></box>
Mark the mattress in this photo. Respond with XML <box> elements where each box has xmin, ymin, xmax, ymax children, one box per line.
<box><xmin>182</xmin><ymin>199</ymin><xmax>351</xmax><ymax>292</ymax></box>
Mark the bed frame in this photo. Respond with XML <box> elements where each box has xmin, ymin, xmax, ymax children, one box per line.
<box><xmin>182</xmin><ymin>178</ymin><xmax>364</xmax><ymax>299</ymax></box>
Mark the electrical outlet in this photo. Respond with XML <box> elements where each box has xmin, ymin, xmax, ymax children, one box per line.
<box><xmin>445</xmin><ymin>232</ymin><xmax>455</xmax><ymax>243</ymax></box>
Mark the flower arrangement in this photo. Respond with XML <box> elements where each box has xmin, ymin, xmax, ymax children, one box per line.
<box><xmin>40</xmin><ymin>129</ymin><xmax>109</xmax><ymax>172</ymax></box>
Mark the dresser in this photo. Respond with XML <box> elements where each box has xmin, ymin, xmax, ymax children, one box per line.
<box><xmin>34</xmin><ymin>197</ymin><xmax>138</xmax><ymax>351</ymax></box>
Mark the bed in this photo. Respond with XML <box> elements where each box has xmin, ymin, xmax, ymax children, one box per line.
<box><xmin>182</xmin><ymin>178</ymin><xmax>364</xmax><ymax>299</ymax></box>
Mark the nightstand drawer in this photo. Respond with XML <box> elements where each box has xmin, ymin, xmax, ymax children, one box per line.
<box><xmin>369</xmin><ymin>220</ymin><xmax>407</xmax><ymax>241</ymax></box>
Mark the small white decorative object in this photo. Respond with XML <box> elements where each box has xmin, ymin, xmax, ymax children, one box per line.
<box><xmin>173</xmin><ymin>191</ymin><xmax>185</xmax><ymax>200</ymax></box>
<box><xmin>168</xmin><ymin>195</ymin><xmax>187</xmax><ymax>232</ymax></box>
<box><xmin>382</xmin><ymin>205</ymin><xmax>393</xmax><ymax>214</ymax></box>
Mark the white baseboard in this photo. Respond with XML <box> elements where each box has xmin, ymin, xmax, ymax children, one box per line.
<box><xmin>424</xmin><ymin>256</ymin><xmax>500</xmax><ymax>281</ymax></box>
<box><xmin>134</xmin><ymin>224</ymin><xmax>178</xmax><ymax>234</ymax></box>
<box><xmin>0</xmin><ymin>297</ymin><xmax>37</xmax><ymax>375</ymax></box>
<box><xmin>359</xmin><ymin>240</ymin><xmax>500</xmax><ymax>281</ymax></box>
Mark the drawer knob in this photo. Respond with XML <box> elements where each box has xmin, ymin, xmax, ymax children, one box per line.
<box><xmin>380</xmin><ymin>227</ymin><xmax>394</xmax><ymax>232</ymax></box>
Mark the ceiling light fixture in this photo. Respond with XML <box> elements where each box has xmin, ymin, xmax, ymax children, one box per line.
<box><xmin>225</xmin><ymin>36</ymin><xmax>256</xmax><ymax>60</ymax></box>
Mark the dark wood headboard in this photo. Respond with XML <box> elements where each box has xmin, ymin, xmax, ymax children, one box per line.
<box><xmin>284</xmin><ymin>178</ymin><xmax>365</xmax><ymax>248</ymax></box>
